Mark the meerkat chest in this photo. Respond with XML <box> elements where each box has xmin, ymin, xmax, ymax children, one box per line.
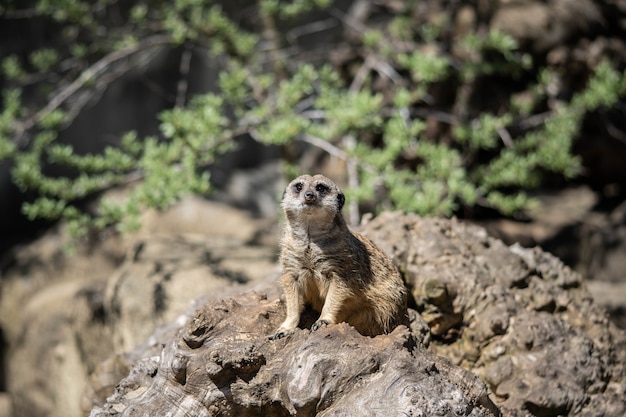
<box><xmin>300</xmin><ymin>243</ymin><xmax>334</xmax><ymax>275</ymax></box>
<box><xmin>283</xmin><ymin>240</ymin><xmax>338</xmax><ymax>278</ymax></box>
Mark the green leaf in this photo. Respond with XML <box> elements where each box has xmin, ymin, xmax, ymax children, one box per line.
<box><xmin>573</xmin><ymin>61</ymin><xmax>626</xmax><ymax>110</ymax></box>
<box><xmin>2</xmin><ymin>55</ymin><xmax>24</xmax><ymax>80</ymax></box>
<box><xmin>30</xmin><ymin>48</ymin><xmax>60</xmax><ymax>72</ymax></box>
<box><xmin>397</xmin><ymin>50</ymin><xmax>449</xmax><ymax>84</ymax></box>
<box><xmin>38</xmin><ymin>109</ymin><xmax>68</xmax><ymax>130</ymax></box>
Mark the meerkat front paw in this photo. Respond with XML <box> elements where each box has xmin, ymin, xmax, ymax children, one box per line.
<box><xmin>270</xmin><ymin>328</ymin><xmax>294</xmax><ymax>340</ymax></box>
<box><xmin>311</xmin><ymin>320</ymin><xmax>330</xmax><ymax>332</ymax></box>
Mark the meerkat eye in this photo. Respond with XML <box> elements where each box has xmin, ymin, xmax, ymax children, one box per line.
<box><xmin>315</xmin><ymin>183</ymin><xmax>329</xmax><ymax>193</ymax></box>
<box><xmin>294</xmin><ymin>182</ymin><xmax>303</xmax><ymax>193</ymax></box>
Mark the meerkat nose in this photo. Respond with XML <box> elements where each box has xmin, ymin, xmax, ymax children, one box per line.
<box><xmin>304</xmin><ymin>190</ymin><xmax>316</xmax><ymax>203</ymax></box>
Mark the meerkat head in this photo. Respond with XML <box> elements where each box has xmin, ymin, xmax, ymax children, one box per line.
<box><xmin>282</xmin><ymin>174</ymin><xmax>345</xmax><ymax>228</ymax></box>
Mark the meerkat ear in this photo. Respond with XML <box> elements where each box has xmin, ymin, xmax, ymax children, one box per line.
<box><xmin>337</xmin><ymin>192</ymin><xmax>345</xmax><ymax>210</ymax></box>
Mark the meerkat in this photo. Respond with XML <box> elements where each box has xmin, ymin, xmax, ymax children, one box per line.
<box><xmin>271</xmin><ymin>174</ymin><xmax>408</xmax><ymax>339</ymax></box>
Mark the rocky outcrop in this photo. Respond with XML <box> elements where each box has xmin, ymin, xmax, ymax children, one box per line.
<box><xmin>361</xmin><ymin>212</ymin><xmax>626</xmax><ymax>417</ymax></box>
<box><xmin>0</xmin><ymin>199</ymin><xmax>279</xmax><ymax>417</ymax></box>
<box><xmin>89</xmin><ymin>292</ymin><xmax>499</xmax><ymax>417</ymax></box>
<box><xmin>85</xmin><ymin>213</ymin><xmax>626</xmax><ymax>417</ymax></box>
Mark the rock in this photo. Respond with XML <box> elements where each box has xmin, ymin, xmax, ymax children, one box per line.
<box><xmin>491</xmin><ymin>0</ymin><xmax>604</xmax><ymax>53</ymax></box>
<box><xmin>137</xmin><ymin>196</ymin><xmax>272</xmax><ymax>242</ymax></box>
<box><xmin>359</xmin><ymin>212</ymin><xmax>626</xmax><ymax>416</ymax></box>
<box><xmin>84</xmin><ymin>233</ymin><xmax>279</xmax><ymax>413</ymax></box>
<box><xmin>104</xmin><ymin>234</ymin><xmax>278</xmax><ymax>352</ymax></box>
<box><xmin>0</xmin><ymin>393</ymin><xmax>11</xmax><ymax>417</ymax></box>
<box><xmin>89</xmin><ymin>292</ymin><xmax>500</xmax><ymax>417</ymax></box>
<box><xmin>85</xmin><ymin>213</ymin><xmax>625</xmax><ymax>417</ymax></box>
<box><xmin>479</xmin><ymin>187</ymin><xmax>626</xmax><ymax>328</ymax></box>
<box><xmin>0</xmin><ymin>198</ymin><xmax>279</xmax><ymax>417</ymax></box>
<box><xmin>2</xmin><ymin>278</ymin><xmax>108</xmax><ymax>417</ymax></box>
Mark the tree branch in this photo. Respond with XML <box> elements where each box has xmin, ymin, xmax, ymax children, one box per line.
<box><xmin>15</xmin><ymin>34</ymin><xmax>172</xmax><ymax>146</ymax></box>
<box><xmin>176</xmin><ymin>46</ymin><xmax>193</xmax><ymax>108</ymax></box>
<box><xmin>342</xmin><ymin>135</ymin><xmax>360</xmax><ymax>226</ymax></box>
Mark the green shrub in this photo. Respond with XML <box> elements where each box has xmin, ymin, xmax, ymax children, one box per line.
<box><xmin>1</xmin><ymin>0</ymin><xmax>625</xmax><ymax>245</ymax></box>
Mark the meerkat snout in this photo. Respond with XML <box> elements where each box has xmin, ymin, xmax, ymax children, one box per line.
<box><xmin>303</xmin><ymin>189</ymin><xmax>316</xmax><ymax>203</ymax></box>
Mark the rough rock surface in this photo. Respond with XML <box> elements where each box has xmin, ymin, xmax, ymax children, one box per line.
<box><xmin>360</xmin><ymin>212</ymin><xmax>626</xmax><ymax>417</ymax></box>
<box><xmin>86</xmin><ymin>213</ymin><xmax>625</xmax><ymax>417</ymax></box>
<box><xmin>103</xmin><ymin>233</ymin><xmax>278</xmax><ymax>352</ymax></box>
<box><xmin>0</xmin><ymin>199</ymin><xmax>278</xmax><ymax>417</ymax></box>
<box><xmin>89</xmin><ymin>292</ymin><xmax>498</xmax><ymax>417</ymax></box>
<box><xmin>479</xmin><ymin>187</ymin><xmax>626</xmax><ymax>328</ymax></box>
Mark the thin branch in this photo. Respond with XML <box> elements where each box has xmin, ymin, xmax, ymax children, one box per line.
<box><xmin>342</xmin><ymin>135</ymin><xmax>360</xmax><ymax>226</ymax></box>
<box><xmin>516</xmin><ymin>111</ymin><xmax>553</xmax><ymax>130</ymax></box>
<box><xmin>293</xmin><ymin>96</ymin><xmax>317</xmax><ymax>114</ymax></box>
<box><xmin>300</xmin><ymin>133</ymin><xmax>377</xmax><ymax>176</ymax></box>
<box><xmin>329</xmin><ymin>0</ymin><xmax>370</xmax><ymax>35</ymax></box>
<box><xmin>4</xmin><ymin>0</ymin><xmax>118</xmax><ymax>19</ymax></box>
<box><xmin>497</xmin><ymin>127</ymin><xmax>513</xmax><ymax>148</ymax></box>
<box><xmin>299</xmin><ymin>110</ymin><xmax>326</xmax><ymax>120</ymax></box>
<box><xmin>349</xmin><ymin>55</ymin><xmax>376</xmax><ymax>94</ymax></box>
<box><xmin>370</xmin><ymin>57</ymin><xmax>403</xmax><ymax>85</ymax></box>
<box><xmin>286</xmin><ymin>18</ymin><xmax>339</xmax><ymax>45</ymax></box>
<box><xmin>301</xmin><ymin>134</ymin><xmax>350</xmax><ymax>160</ymax></box>
<box><xmin>606</xmin><ymin>121</ymin><xmax>626</xmax><ymax>145</ymax></box>
<box><xmin>2</xmin><ymin>8</ymin><xmax>41</xmax><ymax>19</ymax></box>
<box><xmin>15</xmin><ymin>34</ymin><xmax>172</xmax><ymax>146</ymax></box>
<box><xmin>349</xmin><ymin>53</ymin><xmax>402</xmax><ymax>96</ymax></box>
<box><xmin>63</xmin><ymin>48</ymin><xmax>163</xmax><ymax>130</ymax></box>
<box><xmin>176</xmin><ymin>46</ymin><xmax>193</xmax><ymax>108</ymax></box>
<box><xmin>260</xmin><ymin>8</ymin><xmax>286</xmax><ymax>80</ymax></box>
<box><xmin>405</xmin><ymin>108</ymin><xmax>458</xmax><ymax>125</ymax></box>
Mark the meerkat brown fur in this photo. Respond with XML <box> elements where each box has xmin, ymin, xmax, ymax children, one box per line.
<box><xmin>272</xmin><ymin>174</ymin><xmax>408</xmax><ymax>339</ymax></box>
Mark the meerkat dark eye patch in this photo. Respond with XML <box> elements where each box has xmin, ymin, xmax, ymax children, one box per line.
<box><xmin>294</xmin><ymin>182</ymin><xmax>303</xmax><ymax>193</ymax></box>
<box><xmin>315</xmin><ymin>183</ymin><xmax>329</xmax><ymax>193</ymax></box>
